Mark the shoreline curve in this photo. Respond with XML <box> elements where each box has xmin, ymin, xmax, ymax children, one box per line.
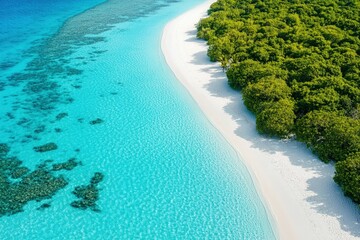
<box><xmin>161</xmin><ymin>0</ymin><xmax>360</xmax><ymax>239</ymax></box>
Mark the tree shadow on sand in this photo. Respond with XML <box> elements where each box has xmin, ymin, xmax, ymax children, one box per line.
<box><xmin>185</xmin><ymin>29</ymin><xmax>360</xmax><ymax>238</ymax></box>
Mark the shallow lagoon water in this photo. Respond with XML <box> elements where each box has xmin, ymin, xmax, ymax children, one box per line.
<box><xmin>0</xmin><ymin>0</ymin><xmax>276</xmax><ymax>239</ymax></box>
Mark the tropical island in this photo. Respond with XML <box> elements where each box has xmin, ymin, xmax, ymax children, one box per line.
<box><xmin>1</xmin><ymin>0</ymin><xmax>360</xmax><ymax>238</ymax></box>
<box><xmin>197</xmin><ymin>0</ymin><xmax>360</xmax><ymax>206</ymax></box>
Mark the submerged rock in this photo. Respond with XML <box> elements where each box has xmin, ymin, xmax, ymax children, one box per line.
<box><xmin>56</xmin><ymin>112</ymin><xmax>68</xmax><ymax>121</ymax></box>
<box><xmin>89</xmin><ymin>118</ymin><xmax>104</xmax><ymax>125</ymax></box>
<box><xmin>33</xmin><ymin>143</ymin><xmax>58</xmax><ymax>153</ymax></box>
<box><xmin>6</xmin><ymin>113</ymin><xmax>15</xmax><ymax>119</ymax></box>
<box><xmin>34</xmin><ymin>125</ymin><xmax>46</xmax><ymax>134</ymax></box>
<box><xmin>17</xmin><ymin>118</ymin><xmax>30</xmax><ymax>126</ymax></box>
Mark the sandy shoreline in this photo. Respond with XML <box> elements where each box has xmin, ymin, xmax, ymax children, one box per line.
<box><xmin>161</xmin><ymin>1</ymin><xmax>360</xmax><ymax>239</ymax></box>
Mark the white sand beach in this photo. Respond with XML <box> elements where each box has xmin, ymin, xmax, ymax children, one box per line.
<box><xmin>161</xmin><ymin>1</ymin><xmax>360</xmax><ymax>239</ymax></box>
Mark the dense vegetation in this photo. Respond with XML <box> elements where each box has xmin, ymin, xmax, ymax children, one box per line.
<box><xmin>197</xmin><ymin>0</ymin><xmax>360</xmax><ymax>205</ymax></box>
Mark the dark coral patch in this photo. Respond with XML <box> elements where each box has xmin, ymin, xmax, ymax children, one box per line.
<box><xmin>0</xmin><ymin>148</ymin><xmax>68</xmax><ymax>217</ymax></box>
<box><xmin>70</xmin><ymin>172</ymin><xmax>104</xmax><ymax>212</ymax></box>
<box><xmin>10</xmin><ymin>167</ymin><xmax>30</xmax><ymax>179</ymax></box>
<box><xmin>55</xmin><ymin>112</ymin><xmax>68</xmax><ymax>121</ymax></box>
<box><xmin>33</xmin><ymin>143</ymin><xmax>58</xmax><ymax>153</ymax></box>
<box><xmin>34</xmin><ymin>125</ymin><xmax>46</xmax><ymax>134</ymax></box>
<box><xmin>0</xmin><ymin>144</ymin><xmax>10</xmax><ymax>157</ymax></box>
<box><xmin>89</xmin><ymin>118</ymin><xmax>104</xmax><ymax>125</ymax></box>
<box><xmin>52</xmin><ymin>158</ymin><xmax>80</xmax><ymax>171</ymax></box>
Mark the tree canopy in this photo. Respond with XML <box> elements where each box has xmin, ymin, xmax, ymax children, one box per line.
<box><xmin>197</xmin><ymin>0</ymin><xmax>360</xmax><ymax>205</ymax></box>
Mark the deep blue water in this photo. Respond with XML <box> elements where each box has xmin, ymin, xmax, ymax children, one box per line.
<box><xmin>0</xmin><ymin>0</ymin><xmax>276</xmax><ymax>239</ymax></box>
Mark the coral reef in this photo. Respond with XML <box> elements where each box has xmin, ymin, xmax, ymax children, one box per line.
<box><xmin>71</xmin><ymin>172</ymin><xmax>104</xmax><ymax>212</ymax></box>
<box><xmin>89</xmin><ymin>118</ymin><xmax>104</xmax><ymax>125</ymax></box>
<box><xmin>0</xmin><ymin>147</ymin><xmax>68</xmax><ymax>217</ymax></box>
<box><xmin>52</xmin><ymin>158</ymin><xmax>80</xmax><ymax>171</ymax></box>
<box><xmin>33</xmin><ymin>143</ymin><xmax>58</xmax><ymax>152</ymax></box>
<box><xmin>55</xmin><ymin>112</ymin><xmax>68</xmax><ymax>121</ymax></box>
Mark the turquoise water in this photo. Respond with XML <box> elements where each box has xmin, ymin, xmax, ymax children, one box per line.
<box><xmin>0</xmin><ymin>0</ymin><xmax>276</xmax><ymax>239</ymax></box>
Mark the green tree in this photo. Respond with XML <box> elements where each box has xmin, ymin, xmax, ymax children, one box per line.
<box><xmin>256</xmin><ymin>99</ymin><xmax>296</xmax><ymax>137</ymax></box>
<box><xmin>296</xmin><ymin>111</ymin><xmax>360</xmax><ymax>162</ymax></box>
<box><xmin>227</xmin><ymin>60</ymin><xmax>287</xmax><ymax>89</ymax></box>
<box><xmin>334</xmin><ymin>152</ymin><xmax>360</xmax><ymax>205</ymax></box>
<box><xmin>243</xmin><ymin>76</ymin><xmax>291</xmax><ymax>113</ymax></box>
<box><xmin>198</xmin><ymin>0</ymin><xmax>360</xmax><ymax>204</ymax></box>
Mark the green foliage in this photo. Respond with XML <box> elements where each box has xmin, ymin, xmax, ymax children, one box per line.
<box><xmin>295</xmin><ymin>111</ymin><xmax>360</xmax><ymax>162</ymax></box>
<box><xmin>284</xmin><ymin>55</ymin><xmax>342</xmax><ymax>82</ymax></box>
<box><xmin>198</xmin><ymin>0</ymin><xmax>360</xmax><ymax>204</ymax></box>
<box><xmin>243</xmin><ymin>76</ymin><xmax>291</xmax><ymax>113</ymax></box>
<box><xmin>334</xmin><ymin>152</ymin><xmax>360</xmax><ymax>205</ymax></box>
<box><xmin>256</xmin><ymin>99</ymin><xmax>296</xmax><ymax>137</ymax></box>
<box><xmin>227</xmin><ymin>60</ymin><xmax>287</xmax><ymax>89</ymax></box>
